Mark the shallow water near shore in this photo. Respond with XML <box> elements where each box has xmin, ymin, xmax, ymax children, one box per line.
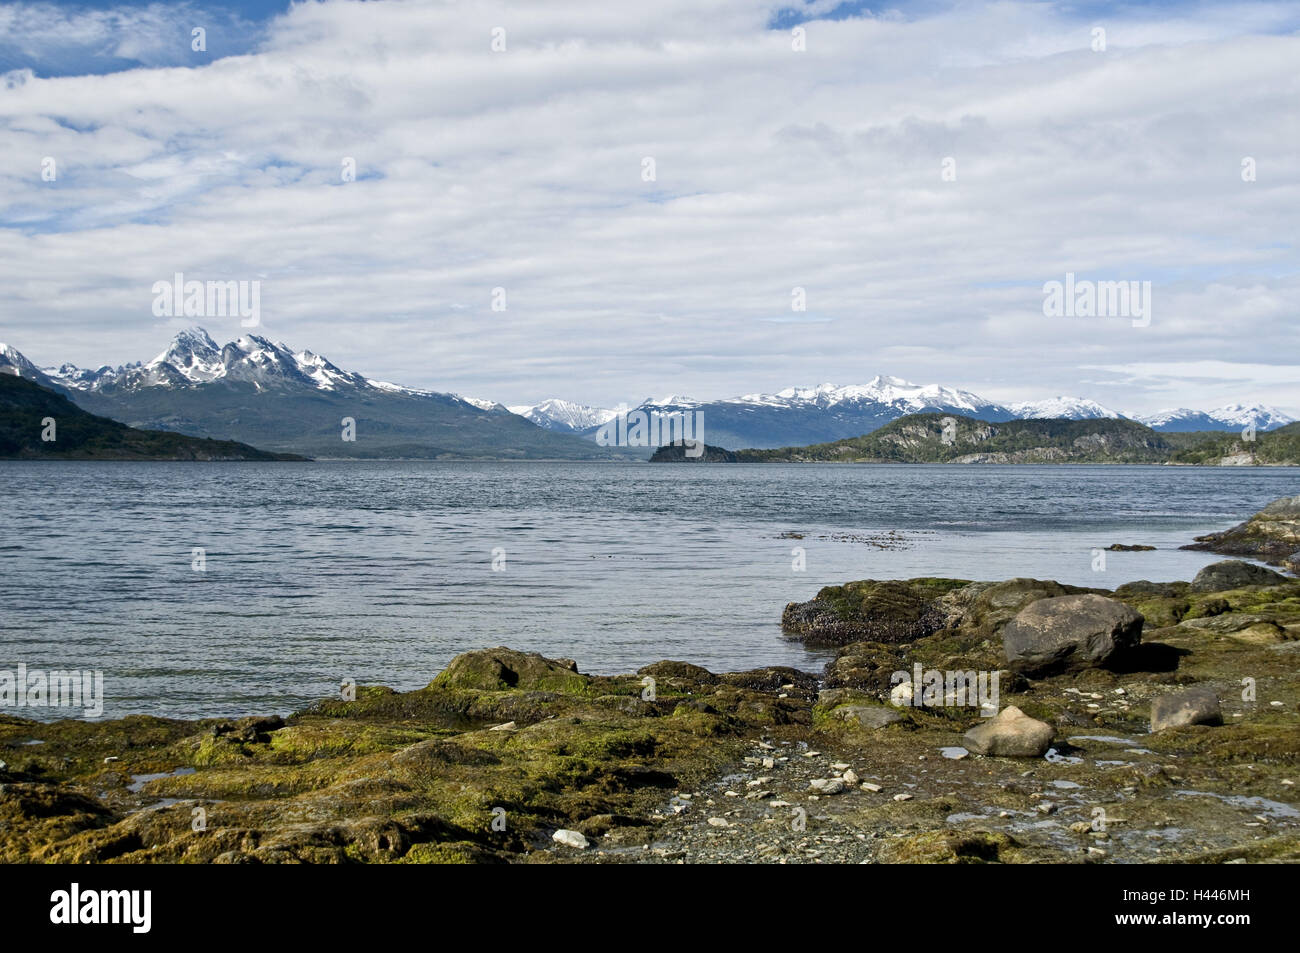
<box><xmin>2</xmin><ymin>460</ymin><xmax>1297</xmax><ymax>720</ymax></box>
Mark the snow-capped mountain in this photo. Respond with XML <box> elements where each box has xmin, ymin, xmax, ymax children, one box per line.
<box><xmin>1135</xmin><ymin>404</ymin><xmax>1295</xmax><ymax>433</ymax></box>
<box><xmin>1007</xmin><ymin>397</ymin><xmax>1122</xmax><ymax>420</ymax></box>
<box><xmin>48</xmin><ymin>327</ymin><xmax>376</xmax><ymax>396</ymax></box>
<box><xmin>510</xmin><ymin>398</ymin><xmax>622</xmax><ymax>433</ymax></box>
<box><xmin>769</xmin><ymin>378</ymin><xmax>999</xmax><ymax>415</ymax></box>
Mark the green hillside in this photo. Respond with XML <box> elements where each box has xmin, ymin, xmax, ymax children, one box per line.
<box><xmin>0</xmin><ymin>373</ymin><xmax>306</xmax><ymax>461</ymax></box>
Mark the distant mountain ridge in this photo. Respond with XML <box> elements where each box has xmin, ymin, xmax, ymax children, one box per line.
<box><xmin>517</xmin><ymin>379</ymin><xmax>1292</xmax><ymax>450</ymax></box>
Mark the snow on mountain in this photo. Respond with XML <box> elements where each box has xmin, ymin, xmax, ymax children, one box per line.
<box><xmin>457</xmin><ymin>395</ymin><xmax>507</xmax><ymax>412</ymax></box>
<box><xmin>147</xmin><ymin>326</ymin><xmax>224</xmax><ymax>382</ymax></box>
<box><xmin>512</xmin><ymin>398</ymin><xmax>622</xmax><ymax>433</ymax></box>
<box><xmin>47</xmin><ymin>327</ymin><xmax>388</xmax><ymax>396</ymax></box>
<box><xmin>1</xmin><ymin>342</ymin><xmax>45</xmax><ymax>379</ymax></box>
<box><xmin>1137</xmin><ymin>404</ymin><xmax>1294</xmax><ymax>432</ymax></box>
<box><xmin>769</xmin><ymin>377</ymin><xmax>997</xmax><ymax>414</ymax></box>
<box><xmin>1007</xmin><ymin>397</ymin><xmax>1122</xmax><ymax>420</ymax></box>
<box><xmin>1203</xmin><ymin>403</ymin><xmax>1294</xmax><ymax>430</ymax></box>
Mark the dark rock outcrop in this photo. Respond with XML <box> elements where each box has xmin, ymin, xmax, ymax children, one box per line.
<box><xmin>1190</xmin><ymin>559</ymin><xmax>1289</xmax><ymax>592</ymax></box>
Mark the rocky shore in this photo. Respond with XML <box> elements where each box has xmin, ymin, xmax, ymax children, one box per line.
<box><xmin>3</xmin><ymin>500</ymin><xmax>1299</xmax><ymax>864</ymax></box>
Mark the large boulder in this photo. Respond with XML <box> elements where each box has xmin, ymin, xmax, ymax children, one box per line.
<box><xmin>940</xmin><ymin>578</ymin><xmax>1101</xmax><ymax>641</ymax></box>
<box><xmin>963</xmin><ymin>706</ymin><xmax>1054</xmax><ymax>757</ymax></box>
<box><xmin>1189</xmin><ymin>559</ymin><xmax>1289</xmax><ymax>593</ymax></box>
<box><xmin>1185</xmin><ymin>496</ymin><xmax>1300</xmax><ymax>570</ymax></box>
<box><xmin>429</xmin><ymin>647</ymin><xmax>589</xmax><ymax>693</ymax></box>
<box><xmin>1002</xmin><ymin>594</ymin><xmax>1142</xmax><ymax>675</ymax></box>
<box><xmin>1151</xmin><ymin>686</ymin><xmax>1222</xmax><ymax>732</ymax></box>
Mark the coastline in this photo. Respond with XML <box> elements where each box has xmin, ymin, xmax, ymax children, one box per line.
<box><xmin>3</xmin><ymin>499</ymin><xmax>1298</xmax><ymax>864</ymax></box>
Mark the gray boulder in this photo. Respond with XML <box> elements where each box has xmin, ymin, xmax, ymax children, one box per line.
<box><xmin>1002</xmin><ymin>594</ymin><xmax>1143</xmax><ymax>675</ymax></box>
<box><xmin>963</xmin><ymin>706</ymin><xmax>1055</xmax><ymax>757</ymax></box>
<box><xmin>1151</xmin><ymin>686</ymin><xmax>1222</xmax><ymax>732</ymax></box>
<box><xmin>1190</xmin><ymin>559</ymin><xmax>1289</xmax><ymax>593</ymax></box>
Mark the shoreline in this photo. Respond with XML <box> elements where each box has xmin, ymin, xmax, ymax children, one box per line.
<box><xmin>3</xmin><ymin>497</ymin><xmax>1297</xmax><ymax>864</ymax></box>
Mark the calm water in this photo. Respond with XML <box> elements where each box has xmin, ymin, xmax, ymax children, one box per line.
<box><xmin>2</xmin><ymin>462</ymin><xmax>1296</xmax><ymax>720</ymax></box>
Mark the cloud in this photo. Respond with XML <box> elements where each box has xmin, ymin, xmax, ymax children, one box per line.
<box><xmin>0</xmin><ymin>0</ymin><xmax>1296</xmax><ymax>414</ymax></box>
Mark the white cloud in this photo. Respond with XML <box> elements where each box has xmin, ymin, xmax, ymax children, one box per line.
<box><xmin>0</xmin><ymin>0</ymin><xmax>1296</xmax><ymax>415</ymax></box>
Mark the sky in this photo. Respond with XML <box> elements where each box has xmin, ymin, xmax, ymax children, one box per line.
<box><xmin>0</xmin><ymin>0</ymin><xmax>1297</xmax><ymax>414</ymax></box>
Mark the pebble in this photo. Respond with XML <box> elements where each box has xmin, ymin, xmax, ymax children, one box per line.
<box><xmin>762</xmin><ymin>758</ymin><xmax>775</xmax><ymax>769</ymax></box>
<box><xmin>552</xmin><ymin>829</ymin><xmax>589</xmax><ymax>849</ymax></box>
<box><xmin>843</xmin><ymin>769</ymin><xmax>860</xmax><ymax>785</ymax></box>
<box><xmin>860</xmin><ymin>782</ymin><xmax>882</xmax><ymax>793</ymax></box>
<box><xmin>892</xmin><ymin>793</ymin><xmax>913</xmax><ymax>802</ymax></box>
<box><xmin>1036</xmin><ymin>802</ymin><xmax>1056</xmax><ymax>814</ymax></box>
<box><xmin>831</xmin><ymin>762</ymin><xmax>850</xmax><ymax>771</ymax></box>
<box><xmin>489</xmin><ymin>721</ymin><xmax>516</xmax><ymax>731</ymax></box>
<box><xmin>707</xmin><ymin>817</ymin><xmax>730</xmax><ymax>828</ymax></box>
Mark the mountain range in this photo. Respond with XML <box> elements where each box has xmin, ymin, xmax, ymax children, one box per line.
<box><xmin>513</xmin><ymin>380</ymin><xmax>1292</xmax><ymax>450</ymax></box>
<box><xmin>1</xmin><ymin>328</ymin><xmax>1292</xmax><ymax>457</ymax></box>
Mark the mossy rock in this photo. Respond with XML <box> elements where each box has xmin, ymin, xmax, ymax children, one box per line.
<box><xmin>782</xmin><ymin>578</ymin><xmax>968</xmax><ymax>647</ymax></box>
<box><xmin>880</xmin><ymin>829</ymin><xmax>1027</xmax><ymax>864</ymax></box>
<box><xmin>430</xmin><ymin>647</ymin><xmax>590</xmax><ymax>694</ymax></box>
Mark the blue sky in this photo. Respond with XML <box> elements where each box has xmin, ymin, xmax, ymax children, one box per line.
<box><xmin>1</xmin><ymin>0</ymin><xmax>1298</xmax><ymax>414</ymax></box>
